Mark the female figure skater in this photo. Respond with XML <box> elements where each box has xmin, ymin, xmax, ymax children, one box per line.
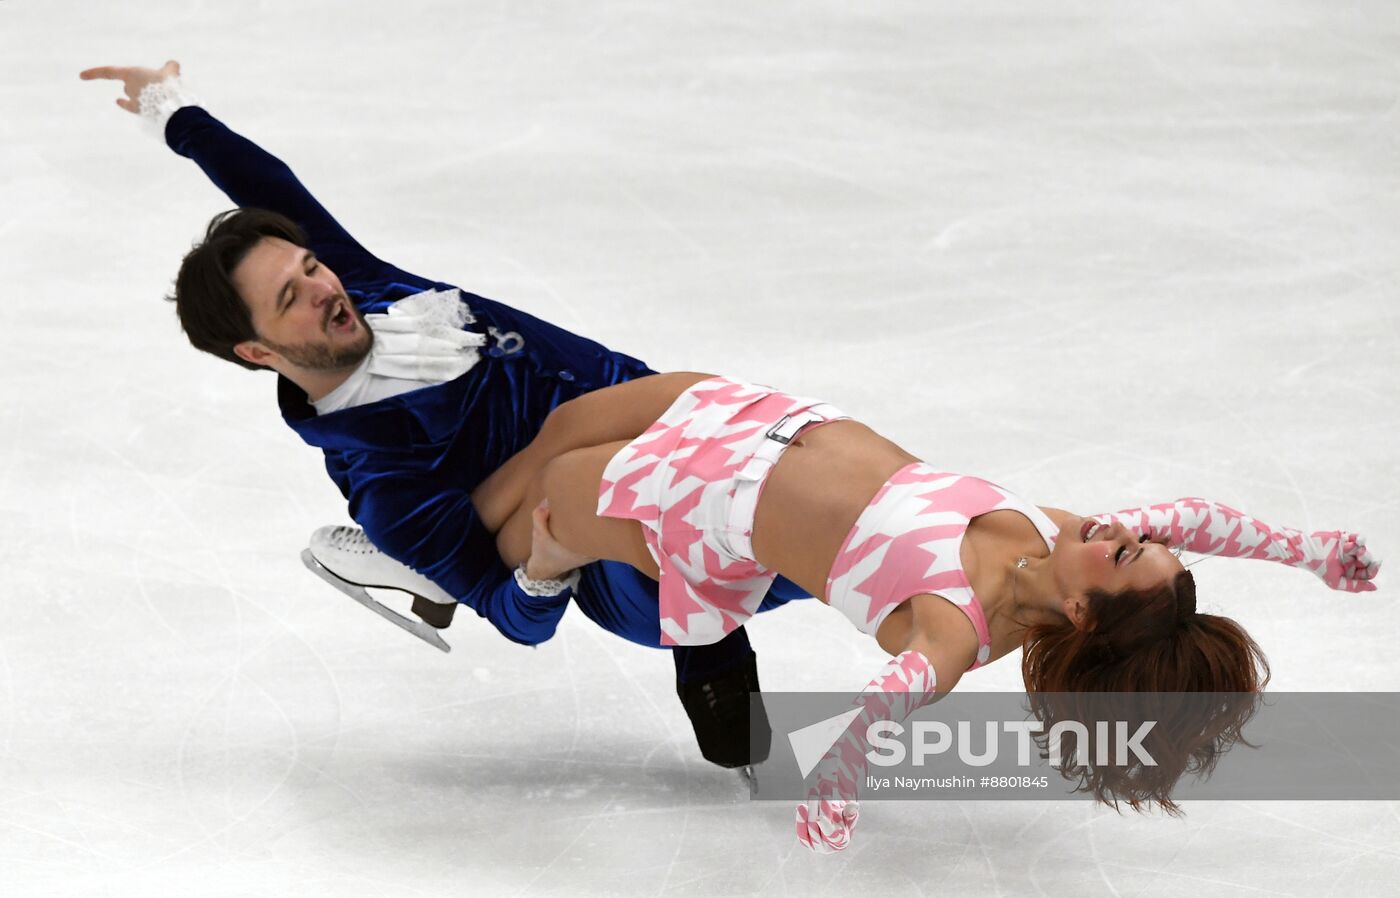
<box><xmin>471</xmin><ymin>372</ymin><xmax>1381</xmax><ymax>852</ymax></box>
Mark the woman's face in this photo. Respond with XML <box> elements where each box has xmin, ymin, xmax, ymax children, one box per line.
<box><xmin>1051</xmin><ymin>516</ymin><xmax>1186</xmax><ymax>621</ymax></box>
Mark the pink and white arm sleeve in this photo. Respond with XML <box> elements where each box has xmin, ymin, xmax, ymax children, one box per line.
<box><xmin>1092</xmin><ymin>497</ymin><xmax>1381</xmax><ymax>593</ymax></box>
<box><xmin>795</xmin><ymin>650</ymin><xmax>938</xmax><ymax>853</ymax></box>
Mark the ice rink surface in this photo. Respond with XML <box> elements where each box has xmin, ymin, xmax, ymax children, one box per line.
<box><xmin>2</xmin><ymin>1</ymin><xmax>1398</xmax><ymax>894</ymax></box>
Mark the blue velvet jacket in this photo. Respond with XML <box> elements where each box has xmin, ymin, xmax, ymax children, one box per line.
<box><xmin>165</xmin><ymin>106</ymin><xmax>665</xmax><ymax>645</ymax></box>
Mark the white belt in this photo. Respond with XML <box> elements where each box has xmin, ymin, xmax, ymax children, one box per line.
<box><xmin>725</xmin><ymin>403</ymin><xmax>848</xmax><ymax>561</ymax></box>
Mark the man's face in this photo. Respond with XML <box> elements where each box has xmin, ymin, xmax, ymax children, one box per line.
<box><xmin>231</xmin><ymin>237</ymin><xmax>371</xmax><ymax>373</ymax></box>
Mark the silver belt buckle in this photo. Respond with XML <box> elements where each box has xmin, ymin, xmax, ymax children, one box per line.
<box><xmin>765</xmin><ymin>413</ymin><xmax>815</xmax><ymax>445</ymax></box>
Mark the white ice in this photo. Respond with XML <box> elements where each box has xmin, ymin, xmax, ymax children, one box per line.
<box><xmin>2</xmin><ymin>1</ymin><xmax>1398</xmax><ymax>895</ymax></box>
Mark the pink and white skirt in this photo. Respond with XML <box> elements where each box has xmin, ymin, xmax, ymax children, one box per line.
<box><xmin>597</xmin><ymin>376</ymin><xmax>847</xmax><ymax>645</ymax></box>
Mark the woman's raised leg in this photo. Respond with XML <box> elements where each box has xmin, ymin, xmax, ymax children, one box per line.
<box><xmin>543</xmin><ymin>441</ymin><xmax>660</xmax><ymax>578</ymax></box>
<box><xmin>496</xmin><ymin>440</ymin><xmax>660</xmax><ymax>579</ymax></box>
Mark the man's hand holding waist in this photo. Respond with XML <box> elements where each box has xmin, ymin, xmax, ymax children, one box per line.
<box><xmin>525</xmin><ymin>500</ymin><xmax>594</xmax><ymax>581</ymax></box>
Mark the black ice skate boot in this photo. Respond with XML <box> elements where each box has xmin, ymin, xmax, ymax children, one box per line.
<box><xmin>676</xmin><ymin>651</ymin><xmax>773</xmax><ymax>770</ymax></box>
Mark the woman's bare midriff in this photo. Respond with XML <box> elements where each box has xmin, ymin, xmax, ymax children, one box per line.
<box><xmin>749</xmin><ymin>419</ymin><xmax>917</xmax><ymax>599</ymax></box>
<box><xmin>753</xmin><ymin>421</ymin><xmax>1058</xmax><ymax>661</ymax></box>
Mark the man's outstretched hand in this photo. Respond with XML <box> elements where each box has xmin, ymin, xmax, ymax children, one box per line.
<box><xmin>79</xmin><ymin>60</ymin><xmax>180</xmax><ymax>113</ymax></box>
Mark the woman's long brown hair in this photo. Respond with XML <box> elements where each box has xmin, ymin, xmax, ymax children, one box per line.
<box><xmin>1020</xmin><ymin>571</ymin><xmax>1270</xmax><ymax>814</ymax></box>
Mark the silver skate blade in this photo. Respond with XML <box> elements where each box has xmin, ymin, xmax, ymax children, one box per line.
<box><xmin>300</xmin><ymin>549</ymin><xmax>452</xmax><ymax>653</ymax></box>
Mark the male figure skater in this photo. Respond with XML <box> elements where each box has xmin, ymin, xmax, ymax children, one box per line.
<box><xmin>81</xmin><ymin>60</ymin><xmax>803</xmax><ymax>767</ymax></box>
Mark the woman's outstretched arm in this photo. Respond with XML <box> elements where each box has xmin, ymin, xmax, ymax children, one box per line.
<box><xmin>1089</xmin><ymin>498</ymin><xmax>1381</xmax><ymax>592</ymax></box>
<box><xmin>796</xmin><ymin>612</ymin><xmax>973</xmax><ymax>853</ymax></box>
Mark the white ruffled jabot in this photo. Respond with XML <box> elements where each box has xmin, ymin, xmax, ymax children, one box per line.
<box><xmin>363</xmin><ymin>288</ymin><xmax>487</xmax><ymax>383</ymax></box>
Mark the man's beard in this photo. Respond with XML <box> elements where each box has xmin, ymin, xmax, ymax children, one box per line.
<box><xmin>261</xmin><ymin>304</ymin><xmax>374</xmax><ymax>372</ymax></box>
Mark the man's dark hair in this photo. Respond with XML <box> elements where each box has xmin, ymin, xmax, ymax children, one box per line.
<box><xmin>168</xmin><ymin>208</ymin><xmax>308</xmax><ymax>371</ymax></box>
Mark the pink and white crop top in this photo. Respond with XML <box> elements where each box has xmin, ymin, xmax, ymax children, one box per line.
<box><xmin>824</xmin><ymin>463</ymin><xmax>1060</xmax><ymax>670</ymax></box>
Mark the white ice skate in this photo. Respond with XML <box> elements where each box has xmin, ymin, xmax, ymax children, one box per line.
<box><xmin>301</xmin><ymin>525</ymin><xmax>456</xmax><ymax>653</ymax></box>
